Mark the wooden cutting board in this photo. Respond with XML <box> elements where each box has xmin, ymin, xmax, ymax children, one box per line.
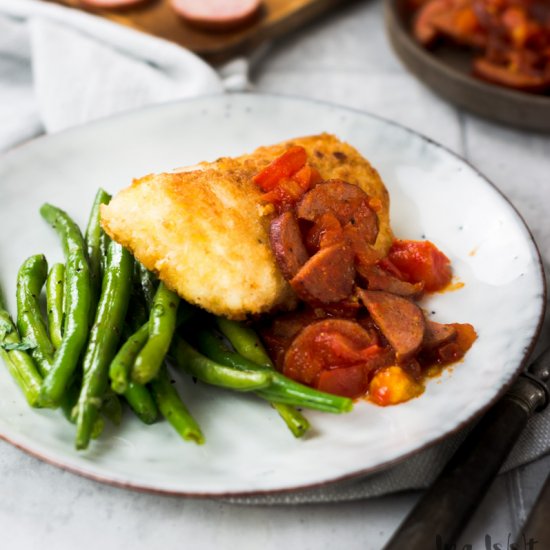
<box><xmin>43</xmin><ymin>0</ymin><xmax>349</xmax><ymax>63</ymax></box>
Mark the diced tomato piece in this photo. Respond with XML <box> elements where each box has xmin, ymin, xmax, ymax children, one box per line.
<box><xmin>308</xmin><ymin>167</ymin><xmax>323</xmax><ymax>187</ymax></box>
<box><xmin>262</xmin><ymin>177</ymin><xmax>307</xmax><ymax>210</ymax></box>
<box><xmin>253</xmin><ymin>146</ymin><xmax>307</xmax><ymax>191</ymax></box>
<box><xmin>386</xmin><ymin>240</ymin><xmax>452</xmax><ymax>292</ymax></box>
<box><xmin>292</xmin><ymin>165</ymin><xmax>314</xmax><ymax>192</ymax></box>
<box><xmin>368</xmin><ymin>365</ymin><xmax>424</xmax><ymax>406</ymax></box>
<box><xmin>316</xmin><ymin>365</ymin><xmax>370</xmax><ymax>398</ymax></box>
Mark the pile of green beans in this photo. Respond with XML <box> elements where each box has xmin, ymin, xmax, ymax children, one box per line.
<box><xmin>0</xmin><ymin>189</ymin><xmax>354</xmax><ymax>451</ymax></box>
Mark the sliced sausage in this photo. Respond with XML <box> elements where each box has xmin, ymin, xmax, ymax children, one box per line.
<box><xmin>436</xmin><ymin>323</ymin><xmax>477</xmax><ymax>364</ymax></box>
<box><xmin>170</xmin><ymin>0</ymin><xmax>261</xmax><ymax>32</ymax></box>
<box><xmin>342</xmin><ymin>200</ymin><xmax>379</xmax><ymax>248</ymax></box>
<box><xmin>358</xmin><ymin>289</ymin><xmax>425</xmax><ymax>362</ymax></box>
<box><xmin>290</xmin><ymin>243</ymin><xmax>355</xmax><ymax>304</ymax></box>
<box><xmin>320</xmin><ymin>296</ymin><xmax>362</xmax><ymax>318</ymax></box>
<box><xmin>296</xmin><ymin>180</ymin><xmax>377</xmax><ymax>240</ymax></box>
<box><xmin>413</xmin><ymin>0</ymin><xmax>452</xmax><ymax>45</ymax></box>
<box><xmin>473</xmin><ymin>57</ymin><xmax>550</xmax><ymax>93</ymax></box>
<box><xmin>353</xmin><ymin>243</ymin><xmax>385</xmax><ymax>271</ymax></box>
<box><xmin>79</xmin><ymin>0</ymin><xmax>149</xmax><ymax>7</ymax></box>
<box><xmin>269</xmin><ymin>211</ymin><xmax>309</xmax><ymax>280</ymax></box>
<box><xmin>283</xmin><ymin>319</ymin><xmax>380</xmax><ymax>385</ymax></box>
<box><xmin>422</xmin><ymin>320</ymin><xmax>457</xmax><ymax>350</ymax></box>
<box><xmin>304</xmin><ymin>212</ymin><xmax>345</xmax><ymax>254</ymax></box>
<box><xmin>259</xmin><ymin>309</ymin><xmax>322</xmax><ymax>369</ymax></box>
<box><xmin>358</xmin><ymin>264</ymin><xmax>424</xmax><ymax>298</ymax></box>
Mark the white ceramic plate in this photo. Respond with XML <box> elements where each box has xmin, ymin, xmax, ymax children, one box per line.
<box><xmin>0</xmin><ymin>94</ymin><xmax>544</xmax><ymax>497</ymax></box>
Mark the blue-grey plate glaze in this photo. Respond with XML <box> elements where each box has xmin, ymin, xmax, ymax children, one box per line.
<box><xmin>0</xmin><ymin>94</ymin><xmax>544</xmax><ymax>497</ymax></box>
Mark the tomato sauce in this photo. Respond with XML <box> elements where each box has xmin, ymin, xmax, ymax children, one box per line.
<box><xmin>252</xmin><ymin>147</ymin><xmax>477</xmax><ymax>406</ymax></box>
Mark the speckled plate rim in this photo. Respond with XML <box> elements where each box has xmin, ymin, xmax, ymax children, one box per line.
<box><xmin>0</xmin><ymin>93</ymin><xmax>545</xmax><ymax>499</ymax></box>
<box><xmin>385</xmin><ymin>0</ymin><xmax>550</xmax><ymax>132</ymax></box>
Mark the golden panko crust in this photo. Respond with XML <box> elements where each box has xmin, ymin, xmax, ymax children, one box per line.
<box><xmin>100</xmin><ymin>133</ymin><xmax>393</xmax><ymax>320</ymax></box>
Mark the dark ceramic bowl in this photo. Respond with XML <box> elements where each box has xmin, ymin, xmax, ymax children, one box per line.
<box><xmin>385</xmin><ymin>0</ymin><xmax>550</xmax><ymax>132</ymax></box>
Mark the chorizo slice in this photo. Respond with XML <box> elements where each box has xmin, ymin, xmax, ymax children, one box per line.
<box><xmin>170</xmin><ymin>0</ymin><xmax>261</xmax><ymax>31</ymax></box>
<box><xmin>422</xmin><ymin>320</ymin><xmax>457</xmax><ymax>350</ymax></box>
<box><xmin>342</xmin><ymin>201</ymin><xmax>379</xmax><ymax>248</ymax></box>
<box><xmin>473</xmin><ymin>57</ymin><xmax>550</xmax><ymax>93</ymax></box>
<box><xmin>358</xmin><ymin>264</ymin><xmax>424</xmax><ymax>297</ymax></box>
<box><xmin>296</xmin><ymin>180</ymin><xmax>379</xmax><ymax>244</ymax></box>
<box><xmin>304</xmin><ymin>212</ymin><xmax>345</xmax><ymax>254</ymax></box>
<box><xmin>258</xmin><ymin>309</ymin><xmax>322</xmax><ymax>369</ymax></box>
<box><xmin>269</xmin><ymin>211</ymin><xmax>309</xmax><ymax>280</ymax></box>
<box><xmin>358</xmin><ymin>289</ymin><xmax>425</xmax><ymax>362</ymax></box>
<box><xmin>413</xmin><ymin>0</ymin><xmax>453</xmax><ymax>45</ymax></box>
<box><xmin>283</xmin><ymin>319</ymin><xmax>380</xmax><ymax>386</ymax></box>
<box><xmin>290</xmin><ymin>243</ymin><xmax>355</xmax><ymax>304</ymax></box>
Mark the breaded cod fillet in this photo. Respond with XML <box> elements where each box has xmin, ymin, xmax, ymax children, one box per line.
<box><xmin>100</xmin><ymin>134</ymin><xmax>392</xmax><ymax>320</ymax></box>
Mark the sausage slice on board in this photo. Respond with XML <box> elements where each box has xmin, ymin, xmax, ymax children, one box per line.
<box><xmin>358</xmin><ymin>289</ymin><xmax>425</xmax><ymax>362</ymax></box>
<box><xmin>79</xmin><ymin>0</ymin><xmax>149</xmax><ymax>7</ymax></box>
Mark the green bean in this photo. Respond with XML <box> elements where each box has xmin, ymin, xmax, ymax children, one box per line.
<box><xmin>258</xmin><ymin>389</ymin><xmax>352</xmax><ymax>414</ymax></box>
<box><xmin>171</xmin><ymin>336</ymin><xmax>272</xmax><ymax>391</ymax></box>
<box><xmin>123</xmin><ymin>381</ymin><xmax>158</xmax><ymax>425</ymax></box>
<box><xmin>132</xmin><ymin>283</ymin><xmax>179</xmax><ymax>385</ymax></box>
<box><xmin>196</xmin><ymin>331</ymin><xmax>352</xmax><ymax>414</ymax></box>
<box><xmin>212</xmin><ymin>321</ymin><xmax>309</xmax><ymax>438</ymax></box>
<box><xmin>0</xmin><ymin>307</ymin><xmax>43</xmax><ymax>407</ymax></box>
<box><xmin>39</xmin><ymin>204</ymin><xmax>92</xmax><ymax>407</ymax></box>
<box><xmin>150</xmin><ymin>367</ymin><xmax>204</xmax><ymax>444</ymax></box>
<box><xmin>108</xmin><ymin>314</ymin><xmax>159</xmax><ymax>423</ymax></box>
<box><xmin>271</xmin><ymin>403</ymin><xmax>310</xmax><ymax>438</ymax></box>
<box><xmin>74</xmin><ymin>240</ymin><xmax>133</xmax><ymax>450</ymax></box>
<box><xmin>60</xmin><ymin>376</ymin><xmax>81</xmax><ymax>423</ymax></box>
<box><xmin>46</xmin><ymin>263</ymin><xmax>65</xmax><ymax>350</ymax></box>
<box><xmin>137</xmin><ymin>262</ymin><xmax>157</xmax><ymax>310</ymax></box>
<box><xmin>127</xmin><ymin>263</ymin><xmax>150</xmax><ymax>326</ymax></box>
<box><xmin>61</xmin><ymin>375</ymin><xmax>108</xmax><ymax>437</ymax></box>
<box><xmin>16</xmin><ymin>255</ymin><xmax>55</xmax><ymax>376</ymax></box>
<box><xmin>91</xmin><ymin>416</ymin><xmax>105</xmax><ymax>440</ymax></box>
<box><xmin>125</xmin><ymin>294</ymin><xmax>148</xmax><ymax>332</ymax></box>
<box><xmin>102</xmin><ymin>390</ymin><xmax>123</xmax><ymax>426</ymax></box>
<box><xmin>110</xmin><ymin>322</ymin><xmax>148</xmax><ymax>394</ymax></box>
<box><xmin>216</xmin><ymin>317</ymin><xmax>274</xmax><ymax>368</ymax></box>
<box><xmin>85</xmin><ymin>188</ymin><xmax>111</xmax><ymax>309</ymax></box>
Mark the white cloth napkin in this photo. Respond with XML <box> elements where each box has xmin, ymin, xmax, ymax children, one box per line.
<box><xmin>0</xmin><ymin>0</ymin><xmax>246</xmax><ymax>151</ymax></box>
<box><xmin>1</xmin><ymin>0</ymin><xmax>550</xmax><ymax>506</ymax></box>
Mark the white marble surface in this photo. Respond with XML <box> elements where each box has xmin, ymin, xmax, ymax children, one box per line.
<box><xmin>2</xmin><ymin>1</ymin><xmax>550</xmax><ymax>548</ymax></box>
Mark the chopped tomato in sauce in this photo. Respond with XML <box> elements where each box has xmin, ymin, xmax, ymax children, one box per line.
<box><xmin>384</xmin><ymin>239</ymin><xmax>452</xmax><ymax>292</ymax></box>
<box><xmin>253</xmin><ymin>146</ymin><xmax>307</xmax><ymax>191</ymax></box>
